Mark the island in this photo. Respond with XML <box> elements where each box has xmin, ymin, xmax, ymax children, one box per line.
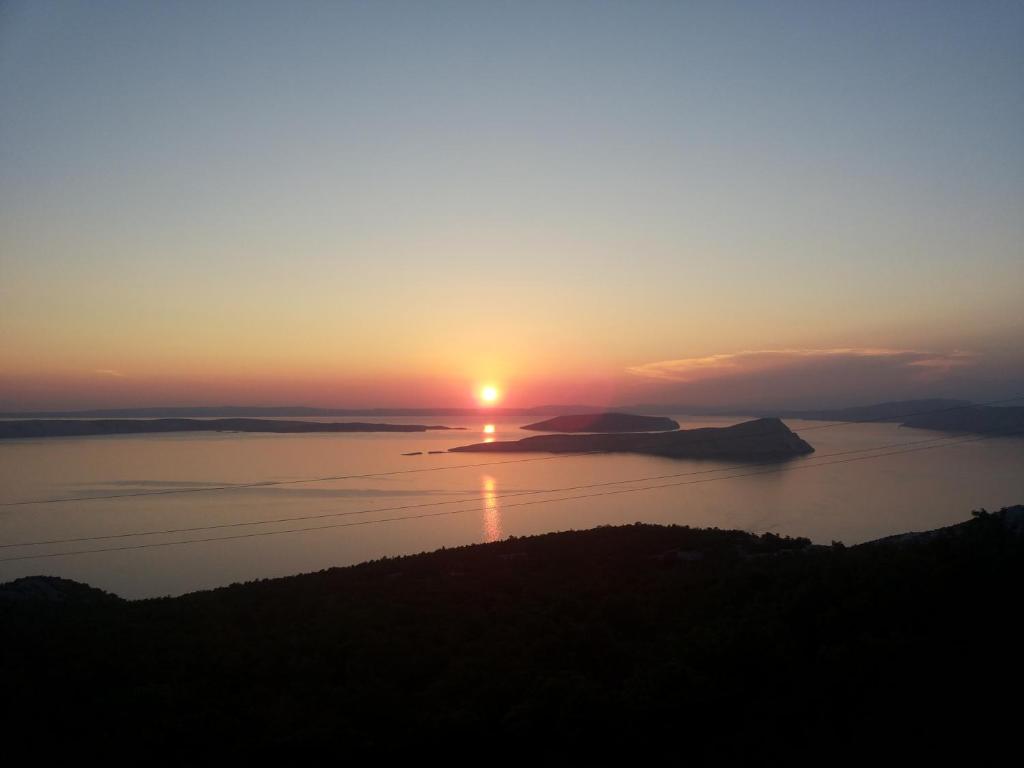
<box><xmin>769</xmin><ymin>398</ymin><xmax>1024</xmax><ymax>437</ymax></box>
<box><xmin>452</xmin><ymin>417</ymin><xmax>813</xmax><ymax>460</ymax></box>
<box><xmin>522</xmin><ymin>412</ymin><xmax>679</xmax><ymax>432</ymax></box>
<box><xmin>773</xmin><ymin>398</ymin><xmax>972</xmax><ymax>422</ymax></box>
<box><xmin>0</xmin><ymin>418</ymin><xmax>462</xmax><ymax>440</ymax></box>
<box><xmin>900</xmin><ymin>404</ymin><xmax>1024</xmax><ymax>435</ymax></box>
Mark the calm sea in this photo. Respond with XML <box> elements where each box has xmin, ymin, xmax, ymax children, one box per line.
<box><xmin>1</xmin><ymin>415</ymin><xmax>1022</xmax><ymax>598</ymax></box>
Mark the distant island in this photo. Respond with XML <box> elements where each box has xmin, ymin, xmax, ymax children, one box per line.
<box><xmin>452</xmin><ymin>417</ymin><xmax>813</xmax><ymax>460</ymax></box>
<box><xmin>522</xmin><ymin>412</ymin><xmax>679</xmax><ymax>433</ymax></box>
<box><xmin>0</xmin><ymin>404</ymin><xmax>606</xmax><ymax>419</ymax></box>
<box><xmin>771</xmin><ymin>398</ymin><xmax>1024</xmax><ymax>437</ymax></box>
<box><xmin>5</xmin><ymin>399</ymin><xmax>1019</xmax><ymax>440</ymax></box>
<box><xmin>773</xmin><ymin>398</ymin><xmax>972</xmax><ymax>422</ymax></box>
<box><xmin>0</xmin><ymin>419</ymin><xmax>462</xmax><ymax>440</ymax></box>
<box><xmin>2</xmin><ymin>505</ymin><xmax>1020</xmax><ymax>758</ymax></box>
<box><xmin>901</xmin><ymin>405</ymin><xmax>1024</xmax><ymax>435</ymax></box>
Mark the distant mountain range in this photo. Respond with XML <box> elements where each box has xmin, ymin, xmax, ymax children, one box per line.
<box><xmin>767</xmin><ymin>398</ymin><xmax>972</xmax><ymax>421</ymax></box>
<box><xmin>769</xmin><ymin>398</ymin><xmax>1024</xmax><ymax>435</ymax></box>
<box><xmin>900</xmin><ymin>405</ymin><xmax>1024</xmax><ymax>434</ymax></box>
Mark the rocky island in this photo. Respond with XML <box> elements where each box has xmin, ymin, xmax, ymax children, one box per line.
<box><xmin>522</xmin><ymin>412</ymin><xmax>679</xmax><ymax>432</ymax></box>
<box><xmin>452</xmin><ymin>417</ymin><xmax>813</xmax><ymax>460</ymax></box>
<box><xmin>0</xmin><ymin>419</ymin><xmax>462</xmax><ymax>440</ymax></box>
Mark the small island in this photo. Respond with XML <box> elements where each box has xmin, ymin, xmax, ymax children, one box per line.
<box><xmin>522</xmin><ymin>412</ymin><xmax>679</xmax><ymax>433</ymax></box>
<box><xmin>0</xmin><ymin>419</ymin><xmax>462</xmax><ymax>440</ymax></box>
<box><xmin>452</xmin><ymin>417</ymin><xmax>813</xmax><ymax>460</ymax></box>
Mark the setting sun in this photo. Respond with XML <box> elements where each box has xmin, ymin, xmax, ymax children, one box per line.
<box><xmin>479</xmin><ymin>385</ymin><xmax>500</xmax><ymax>405</ymax></box>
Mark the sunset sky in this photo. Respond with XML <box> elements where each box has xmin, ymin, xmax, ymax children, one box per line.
<box><xmin>2</xmin><ymin>1</ymin><xmax>1022</xmax><ymax>410</ymax></box>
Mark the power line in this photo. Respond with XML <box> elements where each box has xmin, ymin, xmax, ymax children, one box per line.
<box><xmin>2</xmin><ymin>427</ymin><xmax>1019</xmax><ymax>563</ymax></box>
<box><xmin>2</xmin><ymin>394</ymin><xmax>1020</xmax><ymax>508</ymax></box>
<box><xmin>0</xmin><ymin>429</ymin><xmax>980</xmax><ymax>550</ymax></box>
<box><xmin>0</xmin><ymin>450</ymin><xmax>607</xmax><ymax>508</ymax></box>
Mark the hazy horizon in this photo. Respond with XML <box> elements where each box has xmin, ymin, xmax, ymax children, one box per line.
<box><xmin>0</xmin><ymin>392</ymin><xmax>1016</xmax><ymax>417</ymax></box>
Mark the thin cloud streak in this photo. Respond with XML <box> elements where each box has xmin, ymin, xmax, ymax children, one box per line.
<box><xmin>627</xmin><ymin>348</ymin><xmax>972</xmax><ymax>384</ymax></box>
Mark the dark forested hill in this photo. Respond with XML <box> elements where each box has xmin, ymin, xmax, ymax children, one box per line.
<box><xmin>2</xmin><ymin>507</ymin><xmax>1021</xmax><ymax>760</ymax></box>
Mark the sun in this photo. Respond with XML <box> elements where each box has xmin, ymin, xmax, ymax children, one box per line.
<box><xmin>479</xmin><ymin>385</ymin><xmax>500</xmax><ymax>405</ymax></box>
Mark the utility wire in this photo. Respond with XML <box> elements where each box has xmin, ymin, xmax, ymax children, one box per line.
<box><xmin>2</xmin><ymin>427</ymin><xmax>1019</xmax><ymax>563</ymax></box>
<box><xmin>2</xmin><ymin>394</ymin><xmax>1020</xmax><ymax>508</ymax></box>
<box><xmin>0</xmin><ymin>450</ymin><xmax>604</xmax><ymax>508</ymax></box>
<box><xmin>0</xmin><ymin>429</ymin><xmax>986</xmax><ymax>549</ymax></box>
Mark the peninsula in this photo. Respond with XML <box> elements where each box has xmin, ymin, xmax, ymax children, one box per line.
<box><xmin>0</xmin><ymin>419</ymin><xmax>462</xmax><ymax>440</ymax></box>
<box><xmin>451</xmin><ymin>417</ymin><xmax>813</xmax><ymax>460</ymax></box>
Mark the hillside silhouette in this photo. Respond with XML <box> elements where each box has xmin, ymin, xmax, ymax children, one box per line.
<box><xmin>3</xmin><ymin>506</ymin><xmax>1020</xmax><ymax>759</ymax></box>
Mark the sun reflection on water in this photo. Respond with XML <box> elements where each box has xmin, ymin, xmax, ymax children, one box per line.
<box><xmin>482</xmin><ymin>474</ymin><xmax>502</xmax><ymax>543</ymax></box>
